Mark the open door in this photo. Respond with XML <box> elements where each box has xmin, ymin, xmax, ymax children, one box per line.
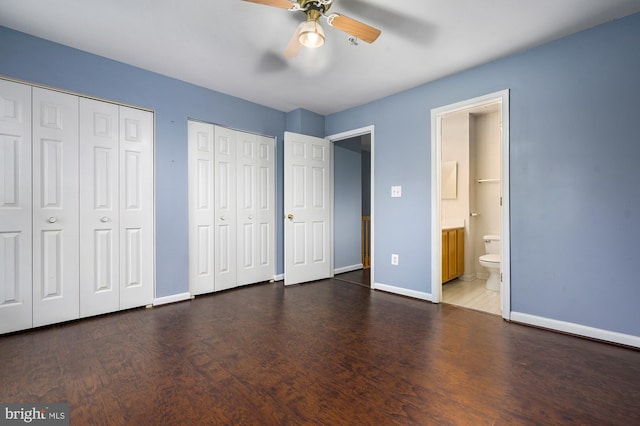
<box><xmin>284</xmin><ymin>131</ymin><xmax>332</xmax><ymax>285</ymax></box>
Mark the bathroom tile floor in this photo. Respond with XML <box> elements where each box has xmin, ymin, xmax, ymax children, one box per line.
<box><xmin>443</xmin><ymin>278</ymin><xmax>501</xmax><ymax>315</ymax></box>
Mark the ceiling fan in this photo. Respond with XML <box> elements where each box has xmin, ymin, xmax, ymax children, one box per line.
<box><xmin>242</xmin><ymin>0</ymin><xmax>382</xmax><ymax>57</ymax></box>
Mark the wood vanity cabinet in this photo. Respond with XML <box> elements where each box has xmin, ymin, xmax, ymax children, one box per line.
<box><xmin>442</xmin><ymin>228</ymin><xmax>464</xmax><ymax>283</ymax></box>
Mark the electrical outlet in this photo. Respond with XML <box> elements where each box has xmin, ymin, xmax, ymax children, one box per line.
<box><xmin>391</xmin><ymin>254</ymin><xmax>399</xmax><ymax>266</ymax></box>
<box><xmin>391</xmin><ymin>185</ymin><xmax>402</xmax><ymax>198</ymax></box>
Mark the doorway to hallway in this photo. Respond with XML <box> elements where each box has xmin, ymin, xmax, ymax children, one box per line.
<box><xmin>329</xmin><ymin>126</ymin><xmax>375</xmax><ymax>289</ymax></box>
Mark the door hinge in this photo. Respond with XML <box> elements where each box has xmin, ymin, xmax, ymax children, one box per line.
<box><xmin>500</xmin><ymin>197</ymin><xmax>503</xmax><ymax>206</ymax></box>
<box><xmin>500</xmin><ymin>273</ymin><xmax>503</xmax><ymax>282</ymax></box>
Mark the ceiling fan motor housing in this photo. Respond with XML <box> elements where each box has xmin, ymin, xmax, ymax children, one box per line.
<box><xmin>298</xmin><ymin>0</ymin><xmax>332</xmax><ymax>15</ymax></box>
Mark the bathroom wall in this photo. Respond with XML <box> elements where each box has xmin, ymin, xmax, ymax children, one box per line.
<box><xmin>441</xmin><ymin>110</ymin><xmax>477</xmax><ymax>279</ymax></box>
<box><xmin>472</xmin><ymin>112</ymin><xmax>501</xmax><ymax>275</ymax></box>
<box><xmin>441</xmin><ymin>112</ymin><xmax>470</xmax><ymax>227</ymax></box>
<box><xmin>442</xmin><ymin>110</ymin><xmax>502</xmax><ymax>280</ymax></box>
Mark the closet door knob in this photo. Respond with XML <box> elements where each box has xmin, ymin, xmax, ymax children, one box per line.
<box><xmin>248</xmin><ymin>215</ymin><xmax>253</xmax><ymax>220</ymax></box>
<box><xmin>287</xmin><ymin>214</ymin><xmax>294</xmax><ymax>220</ymax></box>
<box><xmin>101</xmin><ymin>216</ymin><xmax>110</xmax><ymax>223</ymax></box>
<box><xmin>47</xmin><ymin>217</ymin><xmax>57</xmax><ymax>223</ymax></box>
<box><xmin>220</xmin><ymin>215</ymin><xmax>226</xmax><ymax>221</ymax></box>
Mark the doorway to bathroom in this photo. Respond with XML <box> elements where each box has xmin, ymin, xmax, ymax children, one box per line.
<box><xmin>430</xmin><ymin>90</ymin><xmax>511</xmax><ymax>319</ymax></box>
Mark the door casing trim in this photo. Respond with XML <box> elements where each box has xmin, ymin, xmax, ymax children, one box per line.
<box><xmin>430</xmin><ymin>90</ymin><xmax>511</xmax><ymax>319</ymax></box>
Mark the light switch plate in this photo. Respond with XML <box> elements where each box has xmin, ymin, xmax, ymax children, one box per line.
<box><xmin>391</xmin><ymin>186</ymin><xmax>402</xmax><ymax>197</ymax></box>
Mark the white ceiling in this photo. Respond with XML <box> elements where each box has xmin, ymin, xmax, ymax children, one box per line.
<box><xmin>1</xmin><ymin>0</ymin><xmax>639</xmax><ymax>115</ymax></box>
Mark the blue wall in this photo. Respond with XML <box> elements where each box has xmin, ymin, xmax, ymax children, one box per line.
<box><xmin>334</xmin><ymin>138</ymin><xmax>362</xmax><ymax>269</ymax></box>
<box><xmin>0</xmin><ymin>26</ymin><xmax>286</xmax><ymax>297</ymax></box>
<box><xmin>362</xmin><ymin>151</ymin><xmax>371</xmax><ymax>216</ymax></box>
<box><xmin>2</xmin><ymin>11</ymin><xmax>640</xmax><ymax>338</ymax></box>
<box><xmin>326</xmin><ymin>13</ymin><xmax>640</xmax><ymax>336</ymax></box>
<box><xmin>286</xmin><ymin>108</ymin><xmax>325</xmax><ymax>138</ymax></box>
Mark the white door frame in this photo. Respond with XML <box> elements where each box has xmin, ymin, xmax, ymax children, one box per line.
<box><xmin>327</xmin><ymin>125</ymin><xmax>375</xmax><ymax>289</ymax></box>
<box><xmin>430</xmin><ymin>90</ymin><xmax>511</xmax><ymax>319</ymax></box>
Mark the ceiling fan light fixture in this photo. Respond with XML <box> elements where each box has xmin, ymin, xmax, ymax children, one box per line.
<box><xmin>298</xmin><ymin>20</ymin><xmax>325</xmax><ymax>48</ymax></box>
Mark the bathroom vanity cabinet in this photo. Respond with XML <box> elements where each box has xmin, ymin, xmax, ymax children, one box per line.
<box><xmin>442</xmin><ymin>227</ymin><xmax>464</xmax><ymax>283</ymax></box>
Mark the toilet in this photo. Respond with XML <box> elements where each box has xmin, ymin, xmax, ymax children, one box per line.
<box><xmin>479</xmin><ymin>235</ymin><xmax>501</xmax><ymax>291</ymax></box>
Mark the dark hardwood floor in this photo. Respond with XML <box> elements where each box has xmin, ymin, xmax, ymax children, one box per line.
<box><xmin>1</xmin><ymin>279</ymin><xmax>638</xmax><ymax>425</ymax></box>
<box><xmin>334</xmin><ymin>268</ymin><xmax>370</xmax><ymax>287</ymax></box>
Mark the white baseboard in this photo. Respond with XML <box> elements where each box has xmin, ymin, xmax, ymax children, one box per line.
<box><xmin>373</xmin><ymin>282</ymin><xmax>432</xmax><ymax>302</ymax></box>
<box><xmin>460</xmin><ymin>273</ymin><xmax>476</xmax><ymax>282</ymax></box>
<box><xmin>153</xmin><ymin>292</ymin><xmax>193</xmax><ymax>306</ymax></box>
<box><xmin>274</xmin><ymin>273</ymin><xmax>284</xmax><ymax>281</ymax></box>
<box><xmin>510</xmin><ymin>311</ymin><xmax>640</xmax><ymax>349</ymax></box>
<box><xmin>334</xmin><ymin>263</ymin><xmax>364</xmax><ymax>274</ymax></box>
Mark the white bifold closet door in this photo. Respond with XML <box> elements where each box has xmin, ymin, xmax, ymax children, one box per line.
<box><xmin>188</xmin><ymin>120</ymin><xmax>215</xmax><ymax>295</ymax></box>
<box><xmin>236</xmin><ymin>131</ymin><xmax>275</xmax><ymax>286</ymax></box>
<box><xmin>32</xmin><ymin>87</ymin><xmax>80</xmax><ymax>327</ymax></box>
<box><xmin>0</xmin><ymin>80</ymin><xmax>33</xmax><ymax>334</ymax></box>
<box><xmin>0</xmin><ymin>78</ymin><xmax>154</xmax><ymax>334</ymax></box>
<box><xmin>79</xmin><ymin>100</ymin><xmax>154</xmax><ymax>317</ymax></box>
<box><xmin>188</xmin><ymin>121</ymin><xmax>274</xmax><ymax>295</ymax></box>
<box><xmin>214</xmin><ymin>126</ymin><xmax>238</xmax><ymax>291</ymax></box>
<box><xmin>79</xmin><ymin>98</ymin><xmax>120</xmax><ymax>317</ymax></box>
<box><xmin>117</xmin><ymin>106</ymin><xmax>154</xmax><ymax>310</ymax></box>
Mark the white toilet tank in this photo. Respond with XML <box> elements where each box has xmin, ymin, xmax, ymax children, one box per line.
<box><xmin>483</xmin><ymin>235</ymin><xmax>501</xmax><ymax>255</ymax></box>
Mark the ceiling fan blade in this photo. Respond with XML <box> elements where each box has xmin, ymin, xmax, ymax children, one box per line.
<box><xmin>242</xmin><ymin>0</ymin><xmax>295</xmax><ymax>10</ymax></box>
<box><xmin>284</xmin><ymin>25</ymin><xmax>302</xmax><ymax>58</ymax></box>
<box><xmin>327</xmin><ymin>14</ymin><xmax>381</xmax><ymax>44</ymax></box>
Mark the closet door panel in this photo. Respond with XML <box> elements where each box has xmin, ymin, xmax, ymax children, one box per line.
<box><xmin>236</xmin><ymin>132</ymin><xmax>257</xmax><ymax>285</ymax></box>
<box><xmin>188</xmin><ymin>121</ymin><xmax>215</xmax><ymax>295</ymax></box>
<box><xmin>0</xmin><ymin>80</ymin><xmax>33</xmax><ymax>334</ymax></box>
<box><xmin>237</xmin><ymin>133</ymin><xmax>275</xmax><ymax>285</ymax></box>
<box><xmin>79</xmin><ymin>98</ymin><xmax>120</xmax><ymax>317</ymax></box>
<box><xmin>119</xmin><ymin>106</ymin><xmax>153</xmax><ymax>309</ymax></box>
<box><xmin>32</xmin><ymin>87</ymin><xmax>79</xmax><ymax>327</ymax></box>
<box><xmin>214</xmin><ymin>126</ymin><xmax>237</xmax><ymax>291</ymax></box>
<box><xmin>255</xmin><ymin>135</ymin><xmax>275</xmax><ymax>281</ymax></box>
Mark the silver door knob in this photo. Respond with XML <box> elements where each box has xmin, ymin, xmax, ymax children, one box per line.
<box><xmin>220</xmin><ymin>215</ymin><xmax>226</xmax><ymax>221</ymax></box>
<box><xmin>101</xmin><ymin>216</ymin><xmax>110</xmax><ymax>223</ymax></box>
<box><xmin>47</xmin><ymin>217</ymin><xmax>57</xmax><ymax>223</ymax></box>
<box><xmin>248</xmin><ymin>215</ymin><xmax>253</xmax><ymax>220</ymax></box>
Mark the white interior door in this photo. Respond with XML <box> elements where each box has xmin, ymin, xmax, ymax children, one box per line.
<box><xmin>284</xmin><ymin>131</ymin><xmax>331</xmax><ymax>285</ymax></box>
<box><xmin>32</xmin><ymin>87</ymin><xmax>79</xmax><ymax>327</ymax></box>
<box><xmin>0</xmin><ymin>79</ymin><xmax>33</xmax><ymax>334</ymax></box>
<box><xmin>79</xmin><ymin>98</ymin><xmax>120</xmax><ymax>317</ymax></box>
<box><xmin>119</xmin><ymin>106</ymin><xmax>154</xmax><ymax>309</ymax></box>
<box><xmin>237</xmin><ymin>132</ymin><xmax>275</xmax><ymax>285</ymax></box>
<box><xmin>188</xmin><ymin>120</ymin><xmax>215</xmax><ymax>295</ymax></box>
<box><xmin>214</xmin><ymin>125</ymin><xmax>237</xmax><ymax>291</ymax></box>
